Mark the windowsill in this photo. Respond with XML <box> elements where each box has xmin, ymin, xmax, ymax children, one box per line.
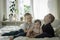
<box><xmin>0</xmin><ymin>21</ymin><xmax>24</xmax><ymax>26</ymax></box>
<box><xmin>0</xmin><ymin>21</ymin><xmax>24</xmax><ymax>23</ymax></box>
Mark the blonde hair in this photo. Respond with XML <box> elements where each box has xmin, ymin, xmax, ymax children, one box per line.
<box><xmin>24</xmin><ymin>13</ymin><xmax>31</xmax><ymax>17</ymax></box>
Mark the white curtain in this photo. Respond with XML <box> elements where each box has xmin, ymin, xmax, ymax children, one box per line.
<box><xmin>0</xmin><ymin>0</ymin><xmax>6</xmax><ymax>21</ymax></box>
<box><xmin>0</xmin><ymin>0</ymin><xmax>6</xmax><ymax>27</ymax></box>
<box><xmin>33</xmin><ymin>0</ymin><xmax>58</xmax><ymax>20</ymax></box>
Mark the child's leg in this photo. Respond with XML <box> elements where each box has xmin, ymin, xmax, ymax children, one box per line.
<box><xmin>13</xmin><ymin>32</ymin><xmax>26</xmax><ymax>39</ymax></box>
<box><xmin>2</xmin><ymin>31</ymin><xmax>19</xmax><ymax>36</ymax></box>
<box><xmin>2</xmin><ymin>29</ymin><xmax>24</xmax><ymax>36</ymax></box>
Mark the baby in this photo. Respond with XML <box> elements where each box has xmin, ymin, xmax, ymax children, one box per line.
<box><xmin>26</xmin><ymin>20</ymin><xmax>43</xmax><ymax>38</ymax></box>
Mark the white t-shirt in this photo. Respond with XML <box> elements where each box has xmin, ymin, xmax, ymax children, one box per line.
<box><xmin>19</xmin><ymin>23</ymin><xmax>33</xmax><ymax>30</ymax></box>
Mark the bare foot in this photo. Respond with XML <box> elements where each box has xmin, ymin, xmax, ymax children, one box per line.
<box><xmin>9</xmin><ymin>36</ymin><xmax>13</xmax><ymax>40</ymax></box>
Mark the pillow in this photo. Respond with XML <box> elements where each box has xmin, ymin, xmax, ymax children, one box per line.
<box><xmin>55</xmin><ymin>25</ymin><xmax>60</xmax><ymax>37</ymax></box>
<box><xmin>14</xmin><ymin>37</ymin><xmax>60</xmax><ymax>40</ymax></box>
<box><xmin>0</xmin><ymin>26</ymin><xmax>20</xmax><ymax>34</ymax></box>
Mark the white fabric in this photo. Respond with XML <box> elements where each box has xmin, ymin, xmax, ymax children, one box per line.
<box><xmin>19</xmin><ymin>23</ymin><xmax>33</xmax><ymax>30</ymax></box>
<box><xmin>0</xmin><ymin>26</ymin><xmax>20</xmax><ymax>34</ymax></box>
<box><xmin>0</xmin><ymin>36</ymin><xmax>10</xmax><ymax>40</ymax></box>
<box><xmin>14</xmin><ymin>37</ymin><xmax>60</xmax><ymax>40</ymax></box>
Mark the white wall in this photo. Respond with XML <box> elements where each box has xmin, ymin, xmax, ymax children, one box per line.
<box><xmin>0</xmin><ymin>0</ymin><xmax>3</xmax><ymax>21</ymax></box>
<box><xmin>33</xmin><ymin>0</ymin><xmax>59</xmax><ymax>20</ymax></box>
<box><xmin>58</xmin><ymin>0</ymin><xmax>60</xmax><ymax>19</ymax></box>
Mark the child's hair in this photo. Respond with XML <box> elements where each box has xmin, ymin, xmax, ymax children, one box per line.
<box><xmin>24</xmin><ymin>13</ymin><xmax>31</xmax><ymax>17</ymax></box>
<box><xmin>48</xmin><ymin>13</ymin><xmax>55</xmax><ymax>23</ymax></box>
<box><xmin>34</xmin><ymin>19</ymin><xmax>41</xmax><ymax>25</ymax></box>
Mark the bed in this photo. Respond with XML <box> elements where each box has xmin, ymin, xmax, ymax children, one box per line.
<box><xmin>0</xmin><ymin>20</ymin><xmax>60</xmax><ymax>40</ymax></box>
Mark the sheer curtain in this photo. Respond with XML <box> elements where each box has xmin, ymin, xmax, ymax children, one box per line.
<box><xmin>0</xmin><ymin>0</ymin><xmax>6</xmax><ymax>21</ymax></box>
<box><xmin>33</xmin><ymin>0</ymin><xmax>58</xmax><ymax>20</ymax></box>
<box><xmin>0</xmin><ymin>0</ymin><xmax>6</xmax><ymax>27</ymax></box>
<box><xmin>33</xmin><ymin>0</ymin><xmax>49</xmax><ymax>20</ymax></box>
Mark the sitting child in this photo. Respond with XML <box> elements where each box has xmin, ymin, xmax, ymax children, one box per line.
<box><xmin>26</xmin><ymin>20</ymin><xmax>43</xmax><ymax>38</ymax></box>
<box><xmin>35</xmin><ymin>13</ymin><xmax>55</xmax><ymax>38</ymax></box>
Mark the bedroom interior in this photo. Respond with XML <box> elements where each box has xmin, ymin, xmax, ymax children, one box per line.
<box><xmin>0</xmin><ymin>0</ymin><xmax>60</xmax><ymax>40</ymax></box>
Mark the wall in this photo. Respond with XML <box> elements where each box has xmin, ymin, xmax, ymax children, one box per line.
<box><xmin>57</xmin><ymin>0</ymin><xmax>60</xmax><ymax>19</ymax></box>
<box><xmin>0</xmin><ymin>0</ymin><xmax>3</xmax><ymax>21</ymax></box>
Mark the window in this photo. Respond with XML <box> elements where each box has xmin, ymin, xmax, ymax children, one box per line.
<box><xmin>18</xmin><ymin>0</ymin><xmax>32</xmax><ymax>20</ymax></box>
<box><xmin>6</xmin><ymin>0</ymin><xmax>33</xmax><ymax>21</ymax></box>
<box><xmin>6</xmin><ymin>0</ymin><xmax>57</xmax><ymax>20</ymax></box>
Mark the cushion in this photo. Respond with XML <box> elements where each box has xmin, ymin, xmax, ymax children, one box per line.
<box><xmin>14</xmin><ymin>37</ymin><xmax>60</xmax><ymax>40</ymax></box>
<box><xmin>55</xmin><ymin>25</ymin><xmax>60</xmax><ymax>37</ymax></box>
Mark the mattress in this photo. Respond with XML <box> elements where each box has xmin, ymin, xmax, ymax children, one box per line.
<box><xmin>14</xmin><ymin>37</ymin><xmax>60</xmax><ymax>40</ymax></box>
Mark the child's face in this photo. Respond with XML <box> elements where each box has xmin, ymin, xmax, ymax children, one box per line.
<box><xmin>44</xmin><ymin>15</ymin><xmax>51</xmax><ymax>24</ymax></box>
<box><xmin>34</xmin><ymin>22</ymin><xmax>41</xmax><ymax>28</ymax></box>
<box><xmin>25</xmin><ymin>15</ymin><xmax>32</xmax><ymax>23</ymax></box>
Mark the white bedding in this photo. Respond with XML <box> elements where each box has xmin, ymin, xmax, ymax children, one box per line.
<box><xmin>0</xmin><ymin>26</ymin><xmax>20</xmax><ymax>35</ymax></box>
<box><xmin>14</xmin><ymin>37</ymin><xmax>60</xmax><ymax>40</ymax></box>
<box><xmin>0</xmin><ymin>36</ymin><xmax>59</xmax><ymax>40</ymax></box>
<box><xmin>0</xmin><ymin>36</ymin><xmax>10</xmax><ymax>40</ymax></box>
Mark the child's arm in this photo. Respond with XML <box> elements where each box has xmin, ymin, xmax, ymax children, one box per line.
<box><xmin>30</xmin><ymin>27</ymin><xmax>43</xmax><ymax>38</ymax></box>
<box><xmin>26</xmin><ymin>28</ymin><xmax>33</xmax><ymax>37</ymax></box>
<box><xmin>24</xmin><ymin>29</ymin><xmax>28</xmax><ymax>32</ymax></box>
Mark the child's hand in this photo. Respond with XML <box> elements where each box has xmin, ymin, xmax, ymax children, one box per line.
<box><xmin>24</xmin><ymin>29</ymin><xmax>28</xmax><ymax>33</ymax></box>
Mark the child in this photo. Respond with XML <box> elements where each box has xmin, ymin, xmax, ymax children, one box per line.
<box><xmin>35</xmin><ymin>13</ymin><xmax>55</xmax><ymax>38</ymax></box>
<box><xmin>26</xmin><ymin>20</ymin><xmax>43</xmax><ymax>38</ymax></box>
<box><xmin>12</xmin><ymin>13</ymin><xmax>33</xmax><ymax>39</ymax></box>
<box><xmin>2</xmin><ymin>13</ymin><xmax>33</xmax><ymax>40</ymax></box>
